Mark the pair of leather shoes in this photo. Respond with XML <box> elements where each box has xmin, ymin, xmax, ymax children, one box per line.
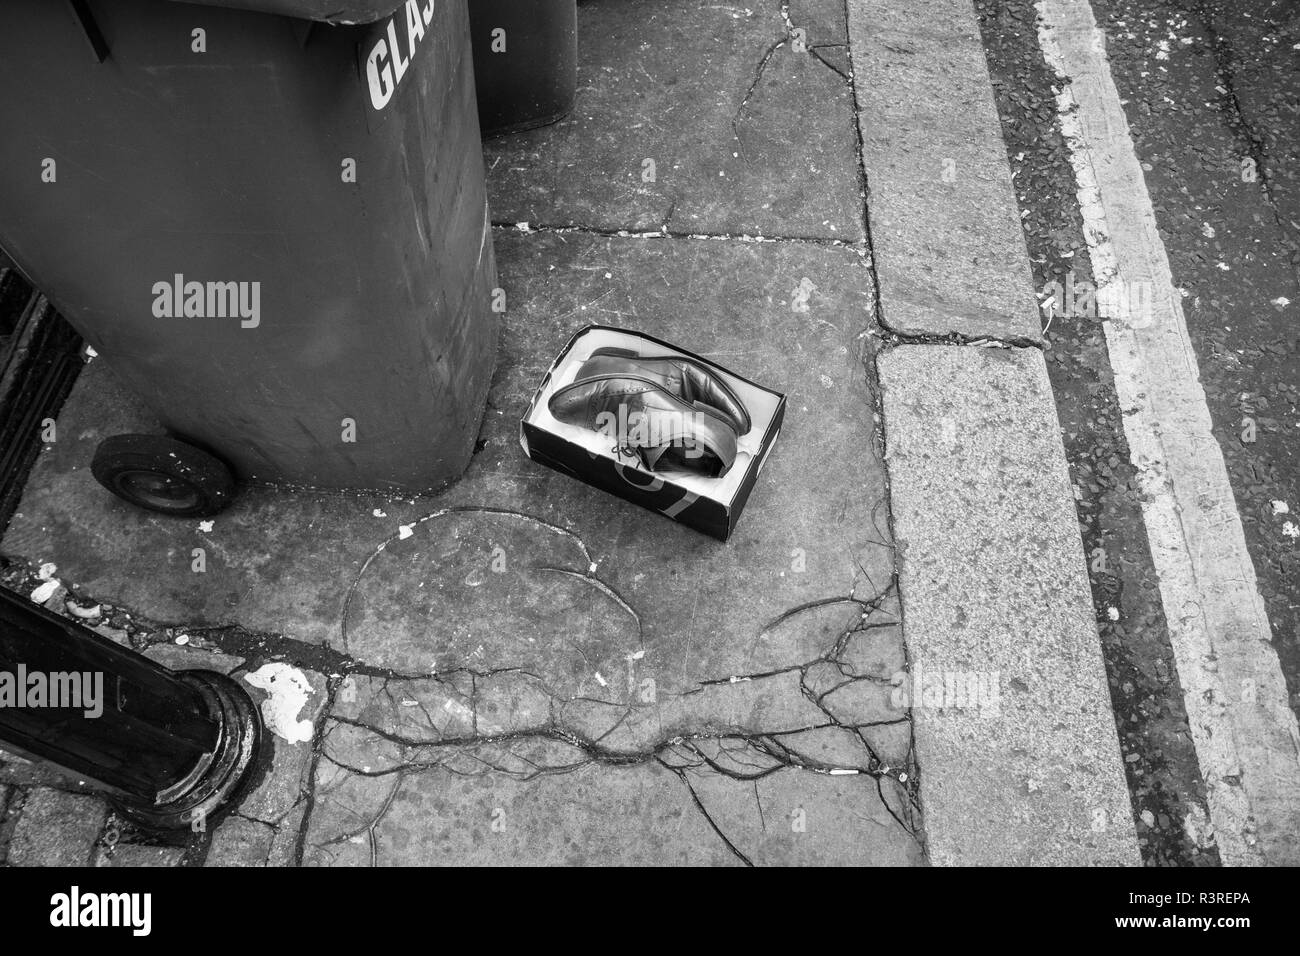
<box><xmin>548</xmin><ymin>347</ymin><xmax>751</xmax><ymax>477</ymax></box>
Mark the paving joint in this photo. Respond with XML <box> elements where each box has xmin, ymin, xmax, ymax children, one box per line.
<box><xmin>489</xmin><ymin>219</ymin><xmax>867</xmax><ymax>253</ymax></box>
<box><xmin>840</xmin><ymin>0</ymin><xmax>924</xmax><ymax>843</ymax></box>
<box><xmin>873</xmin><ymin>323</ymin><xmax>1044</xmax><ymax>351</ymax></box>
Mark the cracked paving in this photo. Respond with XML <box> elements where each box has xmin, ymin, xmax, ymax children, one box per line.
<box><xmin>307</xmin><ymin>589</ymin><xmax>918</xmax><ymax>866</ymax></box>
<box><xmin>484</xmin><ymin>0</ymin><xmax>864</xmax><ymax>239</ymax></box>
<box><xmin>0</xmin><ymin>0</ymin><xmax>925</xmax><ymax>863</ymax></box>
<box><xmin>3</xmin><ymin>230</ymin><xmax>921</xmax><ymax>865</ymax></box>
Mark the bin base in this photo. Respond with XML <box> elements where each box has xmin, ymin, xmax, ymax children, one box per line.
<box><xmin>482</xmin><ymin>104</ymin><xmax>574</xmax><ymax>139</ymax></box>
<box><xmin>113</xmin><ymin>670</ymin><xmax>262</xmax><ymax>831</ymax></box>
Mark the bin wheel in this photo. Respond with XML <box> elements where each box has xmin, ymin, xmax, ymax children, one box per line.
<box><xmin>91</xmin><ymin>434</ymin><xmax>235</xmax><ymax>517</ymax></box>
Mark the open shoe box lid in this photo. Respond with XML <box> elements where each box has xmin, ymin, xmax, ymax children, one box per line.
<box><xmin>520</xmin><ymin>325</ymin><xmax>786</xmax><ymax>541</ymax></box>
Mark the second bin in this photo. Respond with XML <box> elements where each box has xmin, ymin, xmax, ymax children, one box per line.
<box><xmin>470</xmin><ymin>0</ymin><xmax>579</xmax><ymax>137</ymax></box>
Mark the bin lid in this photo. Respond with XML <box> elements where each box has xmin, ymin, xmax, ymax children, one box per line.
<box><xmin>170</xmin><ymin>0</ymin><xmax>408</xmax><ymax>24</ymax></box>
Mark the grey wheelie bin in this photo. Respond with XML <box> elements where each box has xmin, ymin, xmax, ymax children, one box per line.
<box><xmin>470</xmin><ymin>0</ymin><xmax>578</xmax><ymax>137</ymax></box>
<box><xmin>0</xmin><ymin>0</ymin><xmax>498</xmax><ymax>515</ymax></box>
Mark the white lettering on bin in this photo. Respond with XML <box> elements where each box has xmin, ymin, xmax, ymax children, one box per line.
<box><xmin>366</xmin><ymin>1</ymin><xmax>437</xmax><ymax>111</ymax></box>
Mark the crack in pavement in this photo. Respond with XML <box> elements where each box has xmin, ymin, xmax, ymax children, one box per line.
<box><xmin>671</xmin><ymin>763</ymin><xmax>756</xmax><ymax>866</ymax></box>
<box><xmin>732</xmin><ymin>34</ymin><xmax>788</xmax><ymax>164</ymax></box>
<box><xmin>3</xmin><ymin>496</ymin><xmax>921</xmax><ymax>863</ymax></box>
<box><xmin>311</xmin><ymin>721</ymin><xmax>918</xmax><ymax>864</ymax></box>
<box><xmin>733</xmin><ymin>2</ymin><xmax>861</xmax><ymax>165</ymax></box>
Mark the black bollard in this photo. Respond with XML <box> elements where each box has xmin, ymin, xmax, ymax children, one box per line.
<box><xmin>0</xmin><ymin>585</ymin><xmax>261</xmax><ymax>829</ymax></box>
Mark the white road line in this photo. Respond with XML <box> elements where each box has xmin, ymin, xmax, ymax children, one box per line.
<box><xmin>1036</xmin><ymin>0</ymin><xmax>1300</xmax><ymax>865</ymax></box>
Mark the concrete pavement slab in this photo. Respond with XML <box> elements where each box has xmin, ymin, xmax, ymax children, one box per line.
<box><xmin>791</xmin><ymin>0</ymin><xmax>850</xmax><ymax>45</ymax></box>
<box><xmin>94</xmin><ymin>844</ymin><xmax>184</xmax><ymax>868</ymax></box>
<box><xmin>206</xmin><ymin>805</ymin><xmax>304</xmax><ymax>867</ymax></box>
<box><xmin>4</xmin><ymin>234</ymin><xmax>891</xmax><ymax>691</ymax></box>
<box><xmin>484</xmin><ymin>0</ymin><xmax>863</xmax><ymax>239</ymax></box>
<box><xmin>303</xmin><ymin>752</ymin><xmax>742</xmax><ymax>867</ymax></box>
<box><xmin>7</xmin><ymin>787</ymin><xmax>106</xmax><ymax>867</ymax></box>
<box><xmin>848</xmin><ymin>0</ymin><xmax>1042</xmax><ymax>342</ymax></box>
<box><xmin>3</xmin><ymin>231</ymin><xmax>916</xmax><ymax>865</ymax></box>
<box><xmin>207</xmin><ymin>816</ymin><xmax>275</xmax><ymax>867</ymax></box>
<box><xmin>685</xmin><ymin>762</ymin><xmax>919</xmax><ymax>866</ymax></box>
<box><xmin>235</xmin><ymin>664</ymin><xmax>328</xmax><ymax>825</ymax></box>
<box><xmin>878</xmin><ymin>344</ymin><xmax>1138</xmax><ymax>865</ymax></box>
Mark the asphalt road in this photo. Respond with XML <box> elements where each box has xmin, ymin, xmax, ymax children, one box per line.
<box><xmin>979</xmin><ymin>0</ymin><xmax>1299</xmax><ymax>865</ymax></box>
<box><xmin>1093</xmin><ymin>0</ymin><xmax>1300</xmax><ymax>750</ymax></box>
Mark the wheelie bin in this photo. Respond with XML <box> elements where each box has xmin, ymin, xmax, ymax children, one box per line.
<box><xmin>470</xmin><ymin>0</ymin><xmax>579</xmax><ymax>137</ymax></box>
<box><xmin>0</xmin><ymin>0</ymin><xmax>499</xmax><ymax>514</ymax></box>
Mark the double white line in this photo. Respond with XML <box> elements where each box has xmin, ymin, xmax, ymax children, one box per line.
<box><xmin>1035</xmin><ymin>0</ymin><xmax>1300</xmax><ymax>865</ymax></box>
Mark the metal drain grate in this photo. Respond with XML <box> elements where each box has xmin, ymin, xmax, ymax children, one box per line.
<box><xmin>0</xmin><ymin>259</ymin><xmax>83</xmax><ymax>535</ymax></box>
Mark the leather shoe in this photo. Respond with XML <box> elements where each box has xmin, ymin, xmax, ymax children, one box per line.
<box><xmin>548</xmin><ymin>347</ymin><xmax>751</xmax><ymax>477</ymax></box>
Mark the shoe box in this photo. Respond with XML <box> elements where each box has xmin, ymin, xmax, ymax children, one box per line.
<box><xmin>520</xmin><ymin>325</ymin><xmax>786</xmax><ymax>541</ymax></box>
